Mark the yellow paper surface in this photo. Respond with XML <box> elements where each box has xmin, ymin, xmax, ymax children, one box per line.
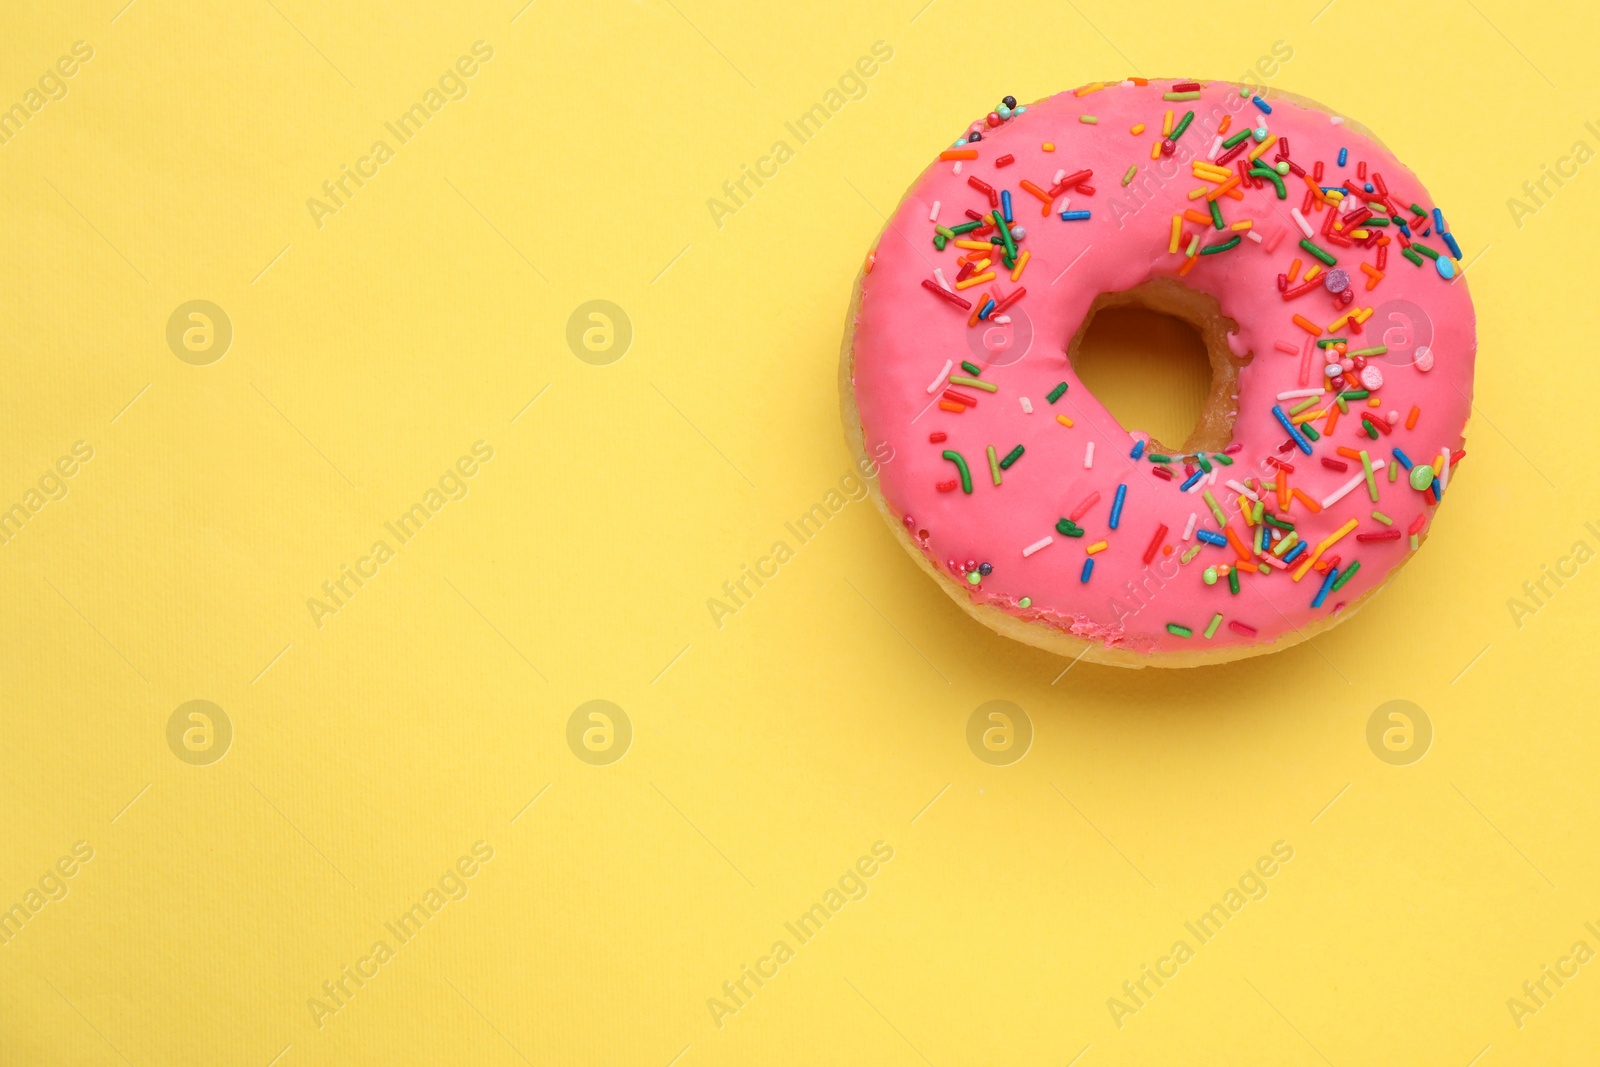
<box><xmin>3</xmin><ymin>2</ymin><xmax>1598</xmax><ymax>1064</ymax></box>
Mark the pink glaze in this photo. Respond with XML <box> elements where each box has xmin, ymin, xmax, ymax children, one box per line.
<box><xmin>849</xmin><ymin>80</ymin><xmax>1476</xmax><ymax>656</ymax></box>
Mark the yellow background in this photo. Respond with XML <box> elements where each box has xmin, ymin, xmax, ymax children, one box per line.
<box><xmin>3</xmin><ymin>0</ymin><xmax>1598</xmax><ymax>1063</ymax></box>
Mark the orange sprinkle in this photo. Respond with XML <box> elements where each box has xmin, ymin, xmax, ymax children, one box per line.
<box><xmin>1177</xmin><ymin>253</ymin><xmax>1199</xmax><ymax>277</ymax></box>
<box><xmin>1130</xmin><ymin>122</ymin><xmax>1146</xmax><ymax>135</ymax></box>
<box><xmin>1292</xmin><ymin>314</ymin><xmax>1323</xmax><ymax>336</ymax></box>
<box><xmin>1278</xmin><ymin>470</ymin><xmax>1289</xmax><ymax>511</ymax></box>
<box><xmin>1287</xmin><ymin>258</ymin><xmax>1302</xmax><ymax>282</ymax></box>
<box><xmin>1324</xmin><ymin>406</ymin><xmax>1340</xmax><ymax>434</ymax></box>
<box><xmin>938</xmin><ymin>400</ymin><xmax>964</xmax><ymax>413</ymax></box>
<box><xmin>864</xmin><ymin>251</ymin><xmax>875</xmax><ymax>274</ymax></box>
<box><xmin>940</xmin><ymin>149</ymin><xmax>979</xmax><ymax>161</ymax></box>
<box><xmin>1291</xmin><ymin>488</ymin><xmax>1323</xmax><ymax>513</ymax></box>
<box><xmin>1224</xmin><ymin>527</ymin><xmax>1252</xmax><ymax>561</ymax></box>
<box><xmin>1336</xmin><ymin>446</ymin><xmax>1363</xmax><ymax>460</ymax></box>
<box><xmin>1206</xmin><ymin>175</ymin><xmax>1242</xmax><ymax>201</ymax></box>
<box><xmin>1010</xmin><ymin>250</ymin><xmax>1031</xmax><ymax>282</ymax></box>
<box><xmin>1218</xmin><ymin>115</ymin><xmax>1232</xmax><ymax>135</ymax></box>
<box><xmin>1406</xmin><ymin>405</ymin><xmax>1420</xmax><ymax>430</ymax></box>
<box><xmin>1074</xmin><ymin>82</ymin><xmax>1105</xmax><ymax>96</ymax></box>
<box><xmin>1183</xmin><ymin>209</ymin><xmax>1213</xmax><ymax>225</ymax></box>
<box><xmin>1042</xmin><ymin>142</ymin><xmax>1055</xmax><ymax>152</ymax></box>
<box><xmin>1055</xmin><ymin>414</ymin><xmax>1075</xmax><ymax>428</ymax></box>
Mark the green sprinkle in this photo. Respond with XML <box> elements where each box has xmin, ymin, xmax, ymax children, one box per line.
<box><xmin>1264</xmin><ymin>512</ymin><xmax>1294</xmax><ymax>531</ymax></box>
<box><xmin>1200</xmin><ymin>235</ymin><xmax>1242</xmax><ymax>255</ymax></box>
<box><xmin>1302</xmin><ymin>422</ymin><xmax>1321</xmax><ymax>441</ymax></box>
<box><xmin>1402</xmin><ymin>246</ymin><xmax>1424</xmax><ymax>267</ymax></box>
<box><xmin>1019</xmin><ymin>596</ymin><xmax>1031</xmax><ymax>608</ymax></box>
<box><xmin>967</xmin><ymin>571</ymin><xmax>981</xmax><ymax>585</ymax></box>
<box><xmin>933</xmin><ymin>234</ymin><xmax>948</xmax><ymax>251</ymax></box>
<box><xmin>1362</xmin><ymin>419</ymin><xmax>1380</xmax><ymax>439</ymax></box>
<box><xmin>1203</xmin><ymin>490</ymin><xmax>1226</xmax><ymax>526</ymax></box>
<box><xmin>987</xmin><ymin>445</ymin><xmax>1001</xmax><ymax>486</ymax></box>
<box><xmin>1122</xmin><ymin>164</ymin><xmax>1138</xmax><ymax>186</ymax></box>
<box><xmin>1330</xmin><ymin>560</ymin><xmax>1361</xmax><ymax>591</ymax></box>
<box><xmin>999</xmin><ymin>444</ymin><xmax>1025</xmax><ymax>470</ymax></box>
<box><xmin>961</xmin><ymin>361</ymin><xmax>982</xmax><ymax>376</ymax></box>
<box><xmin>1148</xmin><ymin>453</ymin><xmax>1171</xmax><ymax>464</ymax></box>
<box><xmin>1299</xmin><ymin>238</ymin><xmax>1337</xmax><ymax>266</ymax></box>
<box><xmin>1056</xmin><ymin>518</ymin><xmax>1084</xmax><ymax>537</ymax></box>
<box><xmin>1203</xmin><ymin>567</ymin><xmax>1218</xmax><ymax>585</ymax></box>
<box><xmin>1248</xmin><ymin>164</ymin><xmax>1287</xmax><ymax>199</ymax></box>
<box><xmin>942</xmin><ymin>450</ymin><xmax>972</xmax><ymax>493</ymax></box>
<box><xmin>949</xmin><ymin>220</ymin><xmax>983</xmax><ymax>235</ymax></box>
<box><xmin>1180</xmin><ymin>544</ymin><xmax>1202</xmax><ymax>564</ymax></box>
<box><xmin>1213</xmin><ymin>453</ymin><xmax>1234</xmax><ymax>466</ymax></box>
<box><xmin>1166</xmin><ymin>623</ymin><xmax>1193</xmax><ymax>637</ymax></box>
<box><xmin>1208</xmin><ymin>197</ymin><xmax>1225</xmax><ymax>231</ymax></box>
<box><xmin>1171</xmin><ymin>110</ymin><xmax>1195</xmax><ymax>140</ymax></box>
<box><xmin>1288</xmin><ymin>396</ymin><xmax>1319</xmax><ymax>416</ymax></box>
<box><xmin>1163</xmin><ymin>90</ymin><xmax>1201</xmax><ymax>101</ymax></box>
<box><xmin>935</xmin><ymin>225</ymin><xmax>956</xmax><ymax>239</ymax></box>
<box><xmin>1410</xmin><ymin>533</ymin><xmax>1419</xmax><ymax>550</ymax></box>
<box><xmin>1372</xmin><ymin>510</ymin><xmax>1393</xmax><ymax>526</ymax></box>
<box><xmin>1047</xmin><ymin>381</ymin><xmax>1069</xmax><ymax>403</ymax></box>
<box><xmin>1195</xmin><ymin>453</ymin><xmax>1213</xmax><ymax>473</ymax></box>
<box><xmin>1360</xmin><ymin>449</ymin><xmax>1377</xmax><ymax>502</ymax></box>
<box><xmin>1338</xmin><ymin>389</ymin><xmax>1369</xmax><ymax>400</ymax></box>
<box><xmin>1411</xmin><ymin>241</ymin><xmax>1440</xmax><ymax>260</ymax></box>
<box><xmin>1271</xmin><ymin>531</ymin><xmax>1300</xmax><ymax>557</ymax></box>
<box><xmin>1410</xmin><ymin>203</ymin><xmax>1427</xmax><ymax>216</ymax></box>
<box><xmin>1346</xmin><ymin>345</ymin><xmax>1385</xmax><ymax>358</ymax></box>
<box><xmin>1079</xmin><ymin>114</ymin><xmax>1098</xmax><ymax>124</ymax></box>
<box><xmin>1203</xmin><ymin>612</ymin><xmax>1223</xmax><ymax>639</ymax></box>
<box><xmin>1317</xmin><ymin>338</ymin><xmax>1349</xmax><ymax>348</ymax></box>
<box><xmin>1389</xmin><ymin>459</ymin><xmax>1400</xmax><ymax>482</ymax></box>
<box><xmin>1222</xmin><ymin>128</ymin><xmax>1252</xmax><ymax>148</ymax></box>
<box><xmin>992</xmin><ymin>210</ymin><xmax>1017</xmax><ymax>260</ymax></box>
<box><xmin>1228</xmin><ymin>567</ymin><xmax>1240</xmax><ymax>594</ymax></box>
<box><xmin>1336</xmin><ymin>396</ymin><xmax>1349</xmax><ymax>414</ymax></box>
<box><xmin>948</xmin><ymin>374</ymin><xmax>998</xmax><ymax>392</ymax></box>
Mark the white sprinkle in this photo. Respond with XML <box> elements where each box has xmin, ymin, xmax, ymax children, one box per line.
<box><xmin>1083</xmin><ymin>441</ymin><xmax>1095</xmax><ymax>468</ymax></box>
<box><xmin>1439</xmin><ymin>445</ymin><xmax>1451</xmax><ymax>491</ymax></box>
<box><xmin>1053</xmin><ymin>168</ymin><xmax>1066</xmax><ymax>184</ymax></box>
<box><xmin>1290</xmin><ymin>207</ymin><xmax>1314</xmax><ymax>238</ymax></box>
<box><xmin>1022</xmin><ymin>536</ymin><xmax>1053</xmax><ymax>557</ymax></box>
<box><xmin>926</xmin><ymin>359</ymin><xmax>953</xmax><ymax>394</ymax></box>
<box><xmin>929</xmin><ymin>200</ymin><xmax>941</xmax><ymax>222</ymax></box>
<box><xmin>993</xmin><ymin>314</ymin><xmax>1011</xmax><ymax>323</ymax></box>
<box><xmin>1226</xmin><ymin>479</ymin><xmax>1259</xmax><ymax>501</ymax></box>
<box><xmin>1330</xmin><ymin>116</ymin><xmax>1345</xmax><ymax>125</ymax></box>
<box><xmin>1055</xmin><ymin>196</ymin><xmax>1071</xmax><ymax>215</ymax></box>
<box><xmin>953</xmin><ymin>161</ymin><xmax>963</xmax><ymax>175</ymax></box>
<box><xmin>1182</xmin><ymin>512</ymin><xmax>1197</xmax><ymax>540</ymax></box>
<box><xmin>1276</xmin><ymin>388</ymin><xmax>1324</xmax><ymax>400</ymax></box>
<box><xmin>1207</xmin><ymin>135</ymin><xmax>1223</xmax><ymax>161</ymax></box>
<box><xmin>1247</xmin><ymin>230</ymin><xmax>1263</xmax><ymax>243</ymax></box>
<box><xmin>1019</xmin><ymin>396</ymin><xmax>1032</xmax><ymax>414</ymax></box>
<box><xmin>934</xmin><ymin>267</ymin><xmax>953</xmax><ymax>292</ymax></box>
<box><xmin>1321</xmin><ymin>459</ymin><xmax>1385</xmax><ymax>509</ymax></box>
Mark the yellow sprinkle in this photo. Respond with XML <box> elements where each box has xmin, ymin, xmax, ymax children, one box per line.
<box><xmin>1292</xmin><ymin>408</ymin><xmax>1327</xmax><ymax>425</ymax></box>
<box><xmin>1354</xmin><ymin>306</ymin><xmax>1374</xmax><ymax>323</ymax></box>
<box><xmin>1080</xmin><ymin>115</ymin><xmax>1098</xmax><ymax>124</ymax></box>
<box><xmin>1151</xmin><ymin>141</ymin><xmax>1162</xmax><ymax>160</ymax></box>
<box><xmin>1328</xmin><ymin>314</ymin><xmax>1351</xmax><ymax>333</ymax></box>
<box><xmin>1191</xmin><ymin>162</ymin><xmax>1233</xmax><ymax>181</ymax></box>
<box><xmin>1074</xmin><ymin>82</ymin><xmax>1105</xmax><ymax>96</ymax></box>
<box><xmin>1130</xmin><ymin>123</ymin><xmax>1145</xmax><ymax>135</ymax></box>
<box><xmin>953</xmin><ymin>239</ymin><xmax>991</xmax><ymax>250</ymax></box>
<box><xmin>1351</xmin><ymin>229</ymin><xmax>1370</xmax><ymax>239</ymax></box>
<box><xmin>954</xmin><ymin>271</ymin><xmax>995</xmax><ymax>290</ymax></box>
<box><xmin>1162</xmin><ymin>109</ymin><xmax>1174</xmax><ymax>136</ymax></box>
<box><xmin>1304</xmin><ymin>265</ymin><xmax>1321</xmax><ymax>281</ymax></box>
<box><xmin>1239</xmin><ymin>495</ymin><xmax>1254</xmax><ymax>525</ymax></box>
<box><xmin>1247</xmin><ymin>134</ymin><xmax>1277</xmax><ymax>160</ymax></box>
<box><xmin>1368</xmin><ymin>396</ymin><xmax>1382</xmax><ymax>407</ymax></box>
<box><xmin>1230</xmin><ymin>219</ymin><xmax>1253</xmax><ymax>231</ymax></box>
<box><xmin>1087</xmin><ymin>540</ymin><xmax>1109</xmax><ymax>555</ymax></box>
<box><xmin>1187</xmin><ymin>185</ymin><xmax>1209</xmax><ymax>200</ymax></box>
<box><xmin>1055</xmin><ymin>414</ymin><xmax>1074</xmax><ymax>428</ymax></box>
<box><xmin>1169</xmin><ymin>214</ymin><xmax>1183</xmax><ymax>254</ymax></box>
<box><xmin>1009</xmin><ymin>250</ymin><xmax>1031</xmax><ymax>282</ymax></box>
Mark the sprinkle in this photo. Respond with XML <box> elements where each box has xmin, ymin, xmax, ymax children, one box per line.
<box><xmin>1179</xmin><ymin>469</ymin><xmax>1204</xmax><ymax>491</ymax></box>
<box><xmin>1047</xmin><ymin>381</ymin><xmax>1069</xmax><ymax>403</ymax></box>
<box><xmin>1010</xmin><ymin>250</ymin><xmax>1031</xmax><ymax>280</ymax></box>
<box><xmin>922</xmin><ymin>279</ymin><xmax>973</xmax><ymax>310</ymax></box>
<box><xmin>1196</xmin><ymin>530</ymin><xmax>1228</xmax><ymax>547</ymax></box>
<box><xmin>954</xmin><ymin>271</ymin><xmax>995</xmax><ymax>290</ymax></box>
<box><xmin>928</xmin><ymin>432</ymin><xmax>946</xmax><ymax>443</ymax></box>
<box><xmin>999</xmin><ymin>444</ymin><xmax>1025</xmax><ymax>470</ymax></box>
<box><xmin>1291</xmin><ymin>314</ymin><xmax>1323</xmax><ymax>336</ymax></box>
<box><xmin>938</xmin><ymin>400</ymin><xmax>964</xmax><ymax>413</ymax></box>
<box><xmin>1251</xmin><ymin>95</ymin><xmax>1271</xmax><ymax>113</ymax></box>
<box><xmin>1122</xmin><ymin>164</ymin><xmax>1139</xmax><ymax>186</ymax></box>
<box><xmin>1022</xmin><ymin>536</ymin><xmax>1053</xmax><ymax>557</ymax></box>
<box><xmin>1142</xmin><ymin>524</ymin><xmax>1168</xmax><ymax>564</ymax></box>
<box><xmin>1271</xmin><ymin>405</ymin><xmax>1313</xmax><ymax>454</ymax></box>
<box><xmin>1080</xmin><ymin>559</ymin><xmax>1094</xmax><ymax>582</ymax></box>
<box><xmin>986</xmin><ymin>445</ymin><xmax>1001</xmax><ymax>486</ymax></box>
<box><xmin>1331</xmin><ymin>561</ymin><xmax>1362</xmax><ymax>591</ymax></box>
<box><xmin>929</xmin><ymin>200</ymin><xmax>941</xmax><ymax>222</ymax></box>
<box><xmin>1299</xmin><ymin>238</ymin><xmax>1338</xmax><ymax>265</ymax></box>
<box><xmin>1277</xmin><ymin>388</ymin><xmax>1324</xmax><ymax>401</ymax></box>
<box><xmin>925</xmin><ymin>360</ymin><xmax>953</xmax><ymax>393</ymax></box>
<box><xmin>1109</xmin><ymin>484</ymin><xmax>1128</xmax><ymax>529</ymax></box>
<box><xmin>1131</xmin><ymin>122</ymin><xmax>1146</xmax><ymax>134</ymax></box>
<box><xmin>1323</xmin><ymin>460</ymin><xmax>1384</xmax><ymax>508</ymax></box>
<box><xmin>1056</xmin><ymin>518</ymin><xmax>1084</xmax><ymax>537</ymax></box>
<box><xmin>940</xmin><ymin>149</ymin><xmax>979</xmax><ymax>161</ymax></box>
<box><xmin>1060</xmin><ymin>210</ymin><xmax>1092</xmax><ymax>221</ymax></box>
<box><xmin>948</xmin><ymin>374</ymin><xmax>998</xmax><ymax>392</ymax></box>
<box><xmin>1086</xmin><ymin>540</ymin><xmax>1109</xmax><ymax>555</ymax></box>
<box><xmin>1070</xmin><ymin>492</ymin><xmax>1100</xmax><ymax>521</ymax></box>
<box><xmin>1056</xmin><ymin>414</ymin><xmax>1075</xmax><ymax>428</ymax></box>
<box><xmin>1163</xmin><ymin>91</ymin><xmax>1201</xmax><ymax>101</ymax></box>
<box><xmin>1167</xmin><ymin>623</ymin><xmax>1193</xmax><ymax>637</ymax></box>
<box><xmin>941</xmin><ymin>450</ymin><xmax>972</xmax><ymax>493</ymax></box>
<box><xmin>1079</xmin><ymin>115</ymin><xmax>1098</xmax><ymax>124</ymax></box>
<box><xmin>1337</xmin><ymin>147</ymin><xmax>1348</xmax><ymax>166</ymax></box>
<box><xmin>1019</xmin><ymin>396</ymin><xmax>1032</xmax><ymax>414</ymax></box>
<box><xmin>1311</xmin><ymin>566</ymin><xmax>1338</xmax><ymax>608</ymax></box>
<box><xmin>1130</xmin><ymin>440</ymin><xmax>1146</xmax><ymax>460</ymax></box>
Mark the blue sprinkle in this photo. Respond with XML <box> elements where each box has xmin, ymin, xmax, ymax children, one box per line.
<box><xmin>1311</xmin><ymin>566</ymin><xmax>1339</xmax><ymax>608</ymax></box>
<box><xmin>1432</xmin><ymin>207</ymin><xmax>1445</xmax><ymax>234</ymax></box>
<box><xmin>1130</xmin><ymin>440</ymin><xmax>1146</xmax><ymax>460</ymax></box>
<box><xmin>1271</xmin><ymin>405</ymin><xmax>1313</xmax><ymax>455</ymax></box>
<box><xmin>1432</xmin><ymin>476</ymin><xmax>1443</xmax><ymax>499</ymax></box>
<box><xmin>1109</xmin><ymin>484</ymin><xmax>1128</xmax><ymax>529</ymax></box>
<box><xmin>1395</xmin><ymin>219</ymin><xmax>1411</xmax><ymax>238</ymax></box>
<box><xmin>1435</xmin><ymin>254</ymin><xmax>1456</xmax><ymax>280</ymax></box>
<box><xmin>1391</xmin><ymin>447</ymin><xmax>1413</xmax><ymax>470</ymax></box>
<box><xmin>1251</xmin><ymin>95</ymin><xmax>1272</xmax><ymax>113</ymax></box>
<box><xmin>1060</xmin><ymin>210</ymin><xmax>1092</xmax><ymax>221</ymax></box>
<box><xmin>1179</xmin><ymin>469</ymin><xmax>1204</xmax><ymax>491</ymax></box>
<box><xmin>1284</xmin><ymin>542</ymin><xmax>1307</xmax><ymax>564</ymax></box>
<box><xmin>1442</xmin><ymin>232</ymin><xmax>1463</xmax><ymax>259</ymax></box>
<box><xmin>1080</xmin><ymin>558</ymin><xmax>1094</xmax><ymax>583</ymax></box>
<box><xmin>1001</xmin><ymin>189</ymin><xmax>1013</xmax><ymax>224</ymax></box>
<box><xmin>1364</xmin><ymin>182</ymin><xmax>1374</xmax><ymax>193</ymax></box>
<box><xmin>1197</xmin><ymin>530</ymin><xmax>1228</xmax><ymax>547</ymax></box>
<box><xmin>978</xmin><ymin>297</ymin><xmax>997</xmax><ymax>320</ymax></box>
<box><xmin>1337</xmin><ymin>147</ymin><xmax>1348</xmax><ymax>166</ymax></box>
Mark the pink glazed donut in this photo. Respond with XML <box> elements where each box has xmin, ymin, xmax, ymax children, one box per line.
<box><xmin>840</xmin><ymin>79</ymin><xmax>1476</xmax><ymax>667</ymax></box>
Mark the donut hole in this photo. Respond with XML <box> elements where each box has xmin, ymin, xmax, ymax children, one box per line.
<box><xmin>1066</xmin><ymin>279</ymin><xmax>1247</xmax><ymax>454</ymax></box>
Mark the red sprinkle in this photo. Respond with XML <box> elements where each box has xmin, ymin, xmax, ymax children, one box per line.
<box><xmin>1356</xmin><ymin>530</ymin><xmax>1402</xmax><ymax>542</ymax></box>
<box><xmin>1142</xmin><ymin>524</ymin><xmax>1169</xmax><ymax>565</ymax></box>
<box><xmin>1069</xmin><ymin>492</ymin><xmax>1101</xmax><ymax>522</ymax></box>
<box><xmin>1409</xmin><ymin>515</ymin><xmax>1427</xmax><ymax>535</ymax></box>
<box><xmin>993</xmin><ymin>154</ymin><xmax>1015</xmax><ymax>168</ymax></box>
<box><xmin>928</xmin><ymin>432</ymin><xmax>947</xmax><ymax>443</ymax></box>
<box><xmin>943</xmin><ymin>388</ymin><xmax>978</xmax><ymax>407</ymax></box>
<box><xmin>1228</xmin><ymin>621</ymin><xmax>1258</xmax><ymax>637</ymax></box>
<box><xmin>921</xmin><ymin>279</ymin><xmax>972</xmax><ymax>310</ymax></box>
<box><xmin>1320</xmin><ymin>457</ymin><xmax>1349</xmax><ymax>472</ymax></box>
<box><xmin>936</xmin><ymin>480</ymin><xmax>958</xmax><ymax>493</ymax></box>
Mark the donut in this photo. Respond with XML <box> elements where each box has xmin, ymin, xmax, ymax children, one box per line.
<box><xmin>840</xmin><ymin>79</ymin><xmax>1476</xmax><ymax>667</ymax></box>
